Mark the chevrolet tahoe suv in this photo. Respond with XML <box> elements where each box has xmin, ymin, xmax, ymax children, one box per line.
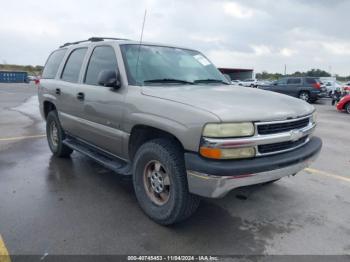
<box><xmin>38</xmin><ymin>37</ymin><xmax>322</xmax><ymax>225</ymax></box>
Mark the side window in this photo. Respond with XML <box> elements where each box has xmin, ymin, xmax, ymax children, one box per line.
<box><xmin>85</xmin><ymin>46</ymin><xmax>118</xmax><ymax>86</ymax></box>
<box><xmin>42</xmin><ymin>49</ymin><xmax>67</xmax><ymax>79</ymax></box>
<box><xmin>276</xmin><ymin>78</ymin><xmax>287</xmax><ymax>85</ymax></box>
<box><xmin>61</xmin><ymin>48</ymin><xmax>87</xmax><ymax>83</ymax></box>
<box><xmin>287</xmin><ymin>78</ymin><xmax>302</xmax><ymax>85</ymax></box>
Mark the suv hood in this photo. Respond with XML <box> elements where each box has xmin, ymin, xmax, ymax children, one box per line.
<box><xmin>141</xmin><ymin>85</ymin><xmax>314</xmax><ymax>122</ymax></box>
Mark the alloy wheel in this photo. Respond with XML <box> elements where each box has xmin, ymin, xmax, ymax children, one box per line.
<box><xmin>143</xmin><ymin>160</ymin><xmax>171</xmax><ymax>206</ymax></box>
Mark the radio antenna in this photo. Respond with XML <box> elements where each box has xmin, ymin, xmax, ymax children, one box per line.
<box><xmin>135</xmin><ymin>9</ymin><xmax>147</xmax><ymax>85</ymax></box>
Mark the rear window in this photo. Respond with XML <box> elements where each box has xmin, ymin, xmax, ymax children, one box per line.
<box><xmin>305</xmin><ymin>78</ymin><xmax>319</xmax><ymax>84</ymax></box>
<box><xmin>42</xmin><ymin>49</ymin><xmax>67</xmax><ymax>79</ymax></box>
<box><xmin>61</xmin><ymin>48</ymin><xmax>87</xmax><ymax>83</ymax></box>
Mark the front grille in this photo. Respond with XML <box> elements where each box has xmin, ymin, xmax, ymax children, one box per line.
<box><xmin>257</xmin><ymin>117</ymin><xmax>310</xmax><ymax>135</ymax></box>
<box><xmin>258</xmin><ymin>136</ymin><xmax>308</xmax><ymax>154</ymax></box>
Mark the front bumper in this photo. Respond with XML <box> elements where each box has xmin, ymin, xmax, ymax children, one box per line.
<box><xmin>185</xmin><ymin>136</ymin><xmax>322</xmax><ymax>198</ymax></box>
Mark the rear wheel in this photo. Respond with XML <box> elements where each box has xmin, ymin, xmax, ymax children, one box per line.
<box><xmin>345</xmin><ymin>102</ymin><xmax>350</xmax><ymax>114</ymax></box>
<box><xmin>46</xmin><ymin>111</ymin><xmax>73</xmax><ymax>157</ymax></box>
<box><xmin>133</xmin><ymin>138</ymin><xmax>200</xmax><ymax>225</ymax></box>
<box><xmin>299</xmin><ymin>91</ymin><xmax>310</xmax><ymax>102</ymax></box>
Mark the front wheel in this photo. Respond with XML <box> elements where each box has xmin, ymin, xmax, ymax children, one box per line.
<box><xmin>299</xmin><ymin>91</ymin><xmax>310</xmax><ymax>102</ymax></box>
<box><xmin>133</xmin><ymin>138</ymin><xmax>200</xmax><ymax>225</ymax></box>
<box><xmin>46</xmin><ymin>111</ymin><xmax>73</xmax><ymax>157</ymax></box>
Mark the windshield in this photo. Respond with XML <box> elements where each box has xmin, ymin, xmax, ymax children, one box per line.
<box><xmin>120</xmin><ymin>44</ymin><xmax>228</xmax><ymax>86</ymax></box>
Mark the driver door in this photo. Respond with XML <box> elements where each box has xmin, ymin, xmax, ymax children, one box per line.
<box><xmin>74</xmin><ymin>45</ymin><xmax>127</xmax><ymax>157</ymax></box>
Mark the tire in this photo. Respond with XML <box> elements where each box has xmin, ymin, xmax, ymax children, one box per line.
<box><xmin>299</xmin><ymin>91</ymin><xmax>310</xmax><ymax>102</ymax></box>
<box><xmin>132</xmin><ymin>138</ymin><xmax>200</xmax><ymax>225</ymax></box>
<box><xmin>46</xmin><ymin>111</ymin><xmax>73</xmax><ymax>158</ymax></box>
<box><xmin>345</xmin><ymin>103</ymin><xmax>350</xmax><ymax>114</ymax></box>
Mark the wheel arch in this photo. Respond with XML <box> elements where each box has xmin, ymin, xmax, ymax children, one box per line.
<box><xmin>128</xmin><ymin>124</ymin><xmax>185</xmax><ymax>161</ymax></box>
<box><xmin>43</xmin><ymin>100</ymin><xmax>57</xmax><ymax>120</ymax></box>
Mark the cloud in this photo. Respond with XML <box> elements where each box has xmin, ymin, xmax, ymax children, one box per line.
<box><xmin>280</xmin><ymin>48</ymin><xmax>298</xmax><ymax>57</ymax></box>
<box><xmin>250</xmin><ymin>45</ymin><xmax>272</xmax><ymax>56</ymax></box>
<box><xmin>322</xmin><ymin>42</ymin><xmax>350</xmax><ymax>55</ymax></box>
<box><xmin>223</xmin><ymin>2</ymin><xmax>256</xmax><ymax>19</ymax></box>
<box><xmin>0</xmin><ymin>0</ymin><xmax>350</xmax><ymax>75</ymax></box>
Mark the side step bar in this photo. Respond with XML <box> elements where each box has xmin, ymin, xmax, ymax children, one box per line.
<box><xmin>63</xmin><ymin>137</ymin><xmax>132</xmax><ymax>176</ymax></box>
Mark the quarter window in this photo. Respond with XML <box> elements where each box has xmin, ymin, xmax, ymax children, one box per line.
<box><xmin>305</xmin><ymin>78</ymin><xmax>319</xmax><ymax>84</ymax></box>
<box><xmin>85</xmin><ymin>46</ymin><xmax>118</xmax><ymax>85</ymax></box>
<box><xmin>61</xmin><ymin>48</ymin><xmax>87</xmax><ymax>83</ymax></box>
<box><xmin>42</xmin><ymin>49</ymin><xmax>67</xmax><ymax>79</ymax></box>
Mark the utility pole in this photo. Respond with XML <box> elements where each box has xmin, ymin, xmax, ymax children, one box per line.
<box><xmin>284</xmin><ymin>64</ymin><xmax>287</xmax><ymax>75</ymax></box>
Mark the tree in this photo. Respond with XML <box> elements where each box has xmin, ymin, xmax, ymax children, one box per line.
<box><xmin>256</xmin><ymin>68</ymin><xmax>332</xmax><ymax>80</ymax></box>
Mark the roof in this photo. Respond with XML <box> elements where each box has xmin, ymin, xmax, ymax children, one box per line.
<box><xmin>58</xmin><ymin>37</ymin><xmax>195</xmax><ymax>51</ymax></box>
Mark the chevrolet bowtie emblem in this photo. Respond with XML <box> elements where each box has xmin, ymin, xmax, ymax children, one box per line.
<box><xmin>290</xmin><ymin>130</ymin><xmax>303</xmax><ymax>142</ymax></box>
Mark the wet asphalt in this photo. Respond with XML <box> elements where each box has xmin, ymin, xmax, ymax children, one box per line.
<box><xmin>0</xmin><ymin>83</ymin><xmax>349</xmax><ymax>257</ymax></box>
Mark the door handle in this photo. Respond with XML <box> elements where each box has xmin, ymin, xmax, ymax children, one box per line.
<box><xmin>76</xmin><ymin>92</ymin><xmax>85</xmax><ymax>101</ymax></box>
<box><xmin>55</xmin><ymin>88</ymin><xmax>61</xmax><ymax>95</ymax></box>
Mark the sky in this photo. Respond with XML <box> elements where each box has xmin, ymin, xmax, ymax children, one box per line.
<box><xmin>0</xmin><ymin>0</ymin><xmax>350</xmax><ymax>75</ymax></box>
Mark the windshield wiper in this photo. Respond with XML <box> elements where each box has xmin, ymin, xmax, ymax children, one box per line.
<box><xmin>193</xmin><ymin>79</ymin><xmax>229</xmax><ymax>85</ymax></box>
<box><xmin>143</xmin><ymin>78</ymin><xmax>194</xmax><ymax>85</ymax></box>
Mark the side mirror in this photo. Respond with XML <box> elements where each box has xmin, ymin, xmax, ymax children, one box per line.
<box><xmin>97</xmin><ymin>70</ymin><xmax>121</xmax><ymax>89</ymax></box>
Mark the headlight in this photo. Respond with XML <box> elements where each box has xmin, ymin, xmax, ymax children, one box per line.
<box><xmin>200</xmin><ymin>147</ymin><xmax>256</xmax><ymax>160</ymax></box>
<box><xmin>311</xmin><ymin>112</ymin><xmax>317</xmax><ymax>124</ymax></box>
<box><xmin>202</xmin><ymin>122</ymin><xmax>254</xmax><ymax>138</ymax></box>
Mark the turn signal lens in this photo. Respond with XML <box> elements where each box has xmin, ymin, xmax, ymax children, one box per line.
<box><xmin>200</xmin><ymin>147</ymin><xmax>255</xmax><ymax>159</ymax></box>
<box><xmin>200</xmin><ymin>147</ymin><xmax>222</xmax><ymax>159</ymax></box>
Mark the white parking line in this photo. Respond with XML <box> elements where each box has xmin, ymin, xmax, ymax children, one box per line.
<box><xmin>0</xmin><ymin>134</ymin><xmax>46</xmax><ymax>142</ymax></box>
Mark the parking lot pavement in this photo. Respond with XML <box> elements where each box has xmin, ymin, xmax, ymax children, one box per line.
<box><xmin>0</xmin><ymin>84</ymin><xmax>349</xmax><ymax>257</ymax></box>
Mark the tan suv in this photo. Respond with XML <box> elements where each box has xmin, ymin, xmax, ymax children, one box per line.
<box><xmin>38</xmin><ymin>37</ymin><xmax>322</xmax><ymax>225</ymax></box>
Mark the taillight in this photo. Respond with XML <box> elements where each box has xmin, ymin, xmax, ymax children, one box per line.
<box><xmin>312</xmin><ymin>82</ymin><xmax>321</xmax><ymax>89</ymax></box>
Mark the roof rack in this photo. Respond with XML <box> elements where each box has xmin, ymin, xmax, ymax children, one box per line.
<box><xmin>59</xmin><ymin>37</ymin><xmax>130</xmax><ymax>48</ymax></box>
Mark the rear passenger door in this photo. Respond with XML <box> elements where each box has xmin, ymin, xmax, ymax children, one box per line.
<box><xmin>74</xmin><ymin>45</ymin><xmax>126</xmax><ymax>157</ymax></box>
<box><xmin>57</xmin><ymin>47</ymin><xmax>88</xmax><ymax>136</ymax></box>
<box><xmin>286</xmin><ymin>78</ymin><xmax>302</xmax><ymax>97</ymax></box>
